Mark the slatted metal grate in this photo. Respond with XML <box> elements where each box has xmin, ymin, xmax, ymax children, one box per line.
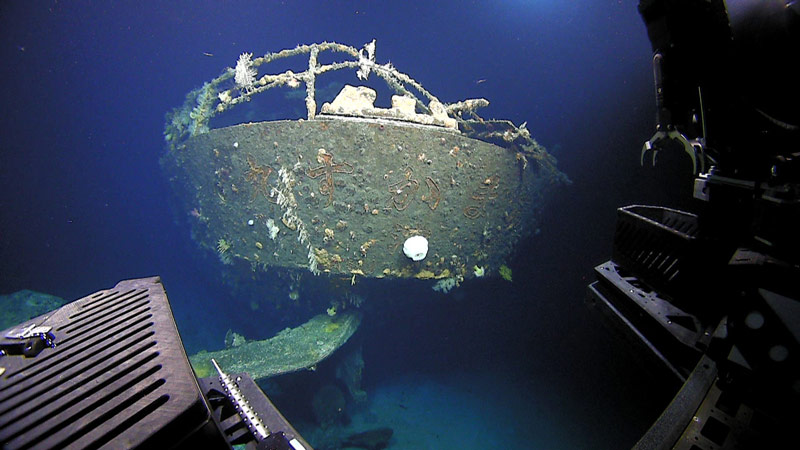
<box><xmin>0</xmin><ymin>277</ymin><xmax>212</xmax><ymax>450</ymax></box>
<box><xmin>609</xmin><ymin>205</ymin><xmax>729</xmax><ymax>311</ymax></box>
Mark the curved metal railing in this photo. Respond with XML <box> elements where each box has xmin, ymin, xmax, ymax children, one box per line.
<box><xmin>163</xmin><ymin>40</ymin><xmax>489</xmax><ymax>149</ymax></box>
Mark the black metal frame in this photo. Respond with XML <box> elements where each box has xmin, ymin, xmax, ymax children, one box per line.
<box><xmin>0</xmin><ymin>277</ymin><xmax>311</xmax><ymax>450</ymax></box>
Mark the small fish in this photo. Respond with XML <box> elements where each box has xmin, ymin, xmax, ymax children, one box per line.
<box><xmin>475</xmin><ymin>78</ymin><xmax>487</xmax><ymax>84</ymax></box>
<box><xmin>203</xmin><ymin>52</ymin><xmax>214</xmax><ymax>57</ymax></box>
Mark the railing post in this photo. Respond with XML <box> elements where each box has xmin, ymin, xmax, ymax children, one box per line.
<box><xmin>305</xmin><ymin>46</ymin><xmax>318</xmax><ymax>120</ymax></box>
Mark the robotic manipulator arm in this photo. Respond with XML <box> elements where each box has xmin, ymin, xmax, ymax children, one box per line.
<box><xmin>639</xmin><ymin>0</ymin><xmax>799</xmax><ymax>180</ymax></box>
<box><xmin>638</xmin><ymin>0</ymin><xmax>800</xmax><ymax>262</ymax></box>
<box><xmin>587</xmin><ymin>2</ymin><xmax>799</xmax><ymax>447</ymax></box>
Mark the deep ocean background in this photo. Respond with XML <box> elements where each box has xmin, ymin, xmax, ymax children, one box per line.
<box><xmin>1</xmin><ymin>1</ymin><xmax>697</xmax><ymax>448</ymax></box>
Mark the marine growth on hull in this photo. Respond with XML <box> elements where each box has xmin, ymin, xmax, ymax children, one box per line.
<box><xmin>163</xmin><ymin>40</ymin><xmax>568</xmax><ymax>287</ymax></box>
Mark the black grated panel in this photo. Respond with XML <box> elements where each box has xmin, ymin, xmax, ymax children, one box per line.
<box><xmin>0</xmin><ymin>277</ymin><xmax>212</xmax><ymax>450</ymax></box>
<box><xmin>611</xmin><ymin>205</ymin><xmax>732</xmax><ymax>312</ymax></box>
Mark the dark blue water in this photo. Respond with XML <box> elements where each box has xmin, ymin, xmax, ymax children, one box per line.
<box><xmin>1</xmin><ymin>1</ymin><xmax>692</xmax><ymax>448</ymax></box>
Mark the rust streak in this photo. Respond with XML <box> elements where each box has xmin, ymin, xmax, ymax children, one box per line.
<box><xmin>305</xmin><ymin>152</ymin><xmax>353</xmax><ymax>207</ymax></box>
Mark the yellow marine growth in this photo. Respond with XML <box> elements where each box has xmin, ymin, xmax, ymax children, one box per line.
<box><xmin>216</xmin><ymin>238</ymin><xmax>233</xmax><ymax>265</ymax></box>
<box><xmin>216</xmin><ymin>238</ymin><xmax>231</xmax><ymax>253</ymax></box>
<box><xmin>499</xmin><ymin>264</ymin><xmax>512</xmax><ymax>282</ymax></box>
<box><xmin>327</xmin><ymin>305</ymin><xmax>337</xmax><ymax>317</ymax></box>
